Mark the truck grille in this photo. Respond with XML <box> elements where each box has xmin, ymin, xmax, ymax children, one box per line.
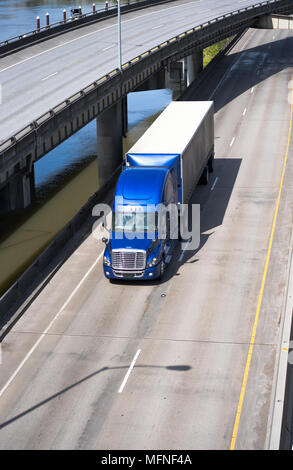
<box><xmin>111</xmin><ymin>250</ymin><xmax>146</xmax><ymax>271</ymax></box>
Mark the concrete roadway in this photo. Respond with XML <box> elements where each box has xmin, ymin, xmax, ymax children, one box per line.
<box><xmin>0</xmin><ymin>0</ymin><xmax>276</xmax><ymax>143</ymax></box>
<box><xmin>0</xmin><ymin>27</ymin><xmax>293</xmax><ymax>450</ymax></box>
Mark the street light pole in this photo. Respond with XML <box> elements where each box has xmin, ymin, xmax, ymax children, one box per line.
<box><xmin>118</xmin><ymin>0</ymin><xmax>122</xmax><ymax>71</ymax></box>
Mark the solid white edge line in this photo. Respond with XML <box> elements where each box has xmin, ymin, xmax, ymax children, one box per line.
<box><xmin>118</xmin><ymin>349</ymin><xmax>141</xmax><ymax>393</ymax></box>
<box><xmin>0</xmin><ymin>250</ymin><xmax>104</xmax><ymax>399</ymax></box>
<box><xmin>58</xmin><ymin>251</ymin><xmax>103</xmax><ymax>313</ymax></box>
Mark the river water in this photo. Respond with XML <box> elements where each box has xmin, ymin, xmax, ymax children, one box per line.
<box><xmin>0</xmin><ymin>0</ymin><xmax>175</xmax><ymax>295</ymax></box>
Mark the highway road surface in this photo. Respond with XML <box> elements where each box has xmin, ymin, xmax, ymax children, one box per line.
<box><xmin>0</xmin><ymin>0</ymin><xmax>283</xmax><ymax>143</ymax></box>
<box><xmin>1</xmin><ymin>26</ymin><xmax>293</xmax><ymax>450</ymax></box>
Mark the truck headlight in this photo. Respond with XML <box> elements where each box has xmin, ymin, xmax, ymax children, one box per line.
<box><xmin>147</xmin><ymin>257</ymin><xmax>158</xmax><ymax>268</ymax></box>
<box><xmin>103</xmin><ymin>256</ymin><xmax>111</xmax><ymax>267</ymax></box>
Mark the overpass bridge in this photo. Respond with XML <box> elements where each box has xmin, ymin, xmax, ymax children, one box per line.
<box><xmin>0</xmin><ymin>0</ymin><xmax>293</xmax><ymax>214</ymax></box>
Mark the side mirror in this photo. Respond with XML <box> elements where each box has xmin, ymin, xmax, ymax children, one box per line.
<box><xmin>102</xmin><ymin>237</ymin><xmax>108</xmax><ymax>244</ymax></box>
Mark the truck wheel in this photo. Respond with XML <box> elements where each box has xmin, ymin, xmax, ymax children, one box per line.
<box><xmin>208</xmin><ymin>154</ymin><xmax>214</xmax><ymax>173</ymax></box>
<box><xmin>158</xmin><ymin>257</ymin><xmax>166</xmax><ymax>280</ymax></box>
<box><xmin>199</xmin><ymin>166</ymin><xmax>209</xmax><ymax>185</ymax></box>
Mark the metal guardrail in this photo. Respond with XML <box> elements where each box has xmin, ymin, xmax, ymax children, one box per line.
<box><xmin>0</xmin><ymin>0</ymin><xmax>290</xmax><ymax>159</ymax></box>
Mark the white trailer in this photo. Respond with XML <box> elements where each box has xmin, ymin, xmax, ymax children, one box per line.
<box><xmin>125</xmin><ymin>101</ymin><xmax>214</xmax><ymax>204</ymax></box>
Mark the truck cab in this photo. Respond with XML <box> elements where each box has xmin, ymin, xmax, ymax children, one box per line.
<box><xmin>103</xmin><ymin>165</ymin><xmax>178</xmax><ymax>280</ymax></box>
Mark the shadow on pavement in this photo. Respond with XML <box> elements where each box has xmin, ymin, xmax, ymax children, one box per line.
<box><xmin>0</xmin><ymin>363</ymin><xmax>191</xmax><ymax>431</ymax></box>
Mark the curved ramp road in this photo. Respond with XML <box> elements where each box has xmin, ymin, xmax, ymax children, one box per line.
<box><xmin>0</xmin><ymin>27</ymin><xmax>293</xmax><ymax>449</ymax></box>
<box><xmin>0</xmin><ymin>0</ymin><xmax>289</xmax><ymax>143</ymax></box>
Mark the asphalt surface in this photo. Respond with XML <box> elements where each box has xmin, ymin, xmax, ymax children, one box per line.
<box><xmin>0</xmin><ymin>27</ymin><xmax>293</xmax><ymax>449</ymax></box>
<box><xmin>0</xmin><ymin>0</ymin><xmax>280</xmax><ymax>143</ymax></box>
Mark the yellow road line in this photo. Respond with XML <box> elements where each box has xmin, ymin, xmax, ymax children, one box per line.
<box><xmin>230</xmin><ymin>79</ymin><xmax>293</xmax><ymax>450</ymax></box>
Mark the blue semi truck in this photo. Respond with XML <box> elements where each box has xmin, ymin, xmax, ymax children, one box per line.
<box><xmin>102</xmin><ymin>101</ymin><xmax>214</xmax><ymax>281</ymax></box>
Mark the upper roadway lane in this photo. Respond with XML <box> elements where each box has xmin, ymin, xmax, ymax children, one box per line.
<box><xmin>0</xmin><ymin>0</ymin><xmax>288</xmax><ymax>143</ymax></box>
<box><xmin>0</xmin><ymin>26</ymin><xmax>293</xmax><ymax>449</ymax></box>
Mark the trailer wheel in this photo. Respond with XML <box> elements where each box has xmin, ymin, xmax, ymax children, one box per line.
<box><xmin>208</xmin><ymin>154</ymin><xmax>214</xmax><ymax>173</ymax></box>
<box><xmin>199</xmin><ymin>166</ymin><xmax>209</xmax><ymax>185</ymax></box>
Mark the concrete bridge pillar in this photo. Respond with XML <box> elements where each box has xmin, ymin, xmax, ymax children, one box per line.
<box><xmin>97</xmin><ymin>100</ymin><xmax>123</xmax><ymax>187</ymax></box>
<box><xmin>135</xmin><ymin>68</ymin><xmax>166</xmax><ymax>92</ymax></box>
<box><xmin>186</xmin><ymin>50</ymin><xmax>203</xmax><ymax>87</ymax></box>
<box><xmin>165</xmin><ymin>61</ymin><xmax>183</xmax><ymax>90</ymax></box>
<box><xmin>0</xmin><ymin>168</ymin><xmax>34</xmax><ymax>215</ymax></box>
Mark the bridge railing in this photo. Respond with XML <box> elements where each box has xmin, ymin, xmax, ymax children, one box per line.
<box><xmin>0</xmin><ymin>0</ymin><xmax>291</xmax><ymax>158</ymax></box>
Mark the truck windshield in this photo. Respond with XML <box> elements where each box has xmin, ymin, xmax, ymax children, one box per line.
<box><xmin>113</xmin><ymin>212</ymin><xmax>157</xmax><ymax>233</ymax></box>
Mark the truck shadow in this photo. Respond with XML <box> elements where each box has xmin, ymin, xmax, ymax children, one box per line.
<box><xmin>162</xmin><ymin>156</ymin><xmax>242</xmax><ymax>283</ymax></box>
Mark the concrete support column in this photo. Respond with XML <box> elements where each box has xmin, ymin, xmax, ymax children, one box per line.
<box><xmin>135</xmin><ymin>68</ymin><xmax>166</xmax><ymax>92</ymax></box>
<box><xmin>10</xmin><ymin>172</ymin><xmax>33</xmax><ymax>209</ymax></box>
<box><xmin>0</xmin><ymin>168</ymin><xmax>34</xmax><ymax>215</ymax></box>
<box><xmin>186</xmin><ymin>50</ymin><xmax>203</xmax><ymax>87</ymax></box>
<box><xmin>97</xmin><ymin>101</ymin><xmax>123</xmax><ymax>187</ymax></box>
<box><xmin>164</xmin><ymin>66</ymin><xmax>173</xmax><ymax>91</ymax></box>
<box><xmin>164</xmin><ymin>61</ymin><xmax>186</xmax><ymax>98</ymax></box>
